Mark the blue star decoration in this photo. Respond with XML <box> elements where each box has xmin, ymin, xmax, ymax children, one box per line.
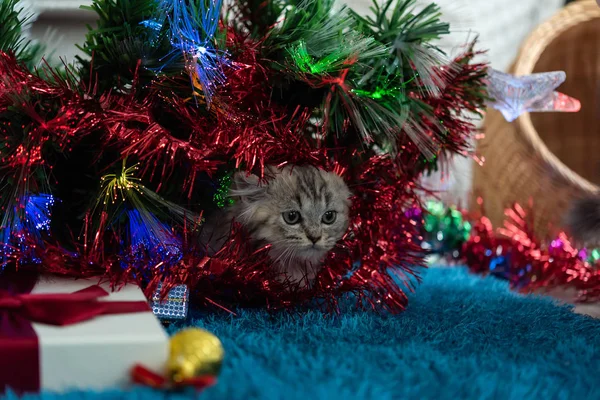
<box><xmin>486</xmin><ymin>69</ymin><xmax>581</xmax><ymax>122</ymax></box>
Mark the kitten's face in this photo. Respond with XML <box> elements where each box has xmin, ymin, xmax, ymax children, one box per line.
<box><xmin>231</xmin><ymin>166</ymin><xmax>351</xmax><ymax>265</ymax></box>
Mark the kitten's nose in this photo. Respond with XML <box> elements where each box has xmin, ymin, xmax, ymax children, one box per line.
<box><xmin>307</xmin><ymin>235</ymin><xmax>321</xmax><ymax>244</ymax></box>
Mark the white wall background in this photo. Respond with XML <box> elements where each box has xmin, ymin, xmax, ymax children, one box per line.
<box><xmin>26</xmin><ymin>0</ymin><xmax>565</xmax><ymax>206</ymax></box>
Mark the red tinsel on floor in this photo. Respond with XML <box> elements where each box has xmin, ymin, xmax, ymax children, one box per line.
<box><xmin>460</xmin><ymin>204</ymin><xmax>600</xmax><ymax>302</ymax></box>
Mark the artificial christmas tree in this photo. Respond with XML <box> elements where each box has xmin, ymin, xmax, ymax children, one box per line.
<box><xmin>0</xmin><ymin>0</ymin><xmax>488</xmax><ymax>312</ymax></box>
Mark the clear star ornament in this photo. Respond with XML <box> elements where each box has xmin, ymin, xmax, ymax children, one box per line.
<box><xmin>486</xmin><ymin>69</ymin><xmax>581</xmax><ymax>122</ymax></box>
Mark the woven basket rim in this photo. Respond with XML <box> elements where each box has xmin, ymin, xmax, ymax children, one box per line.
<box><xmin>513</xmin><ymin>0</ymin><xmax>600</xmax><ymax>193</ymax></box>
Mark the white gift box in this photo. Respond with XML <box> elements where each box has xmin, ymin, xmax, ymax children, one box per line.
<box><xmin>2</xmin><ymin>276</ymin><xmax>169</xmax><ymax>393</ymax></box>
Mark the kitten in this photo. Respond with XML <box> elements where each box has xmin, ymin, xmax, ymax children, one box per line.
<box><xmin>203</xmin><ymin>166</ymin><xmax>352</xmax><ymax>285</ymax></box>
<box><xmin>565</xmin><ymin>194</ymin><xmax>600</xmax><ymax>245</ymax></box>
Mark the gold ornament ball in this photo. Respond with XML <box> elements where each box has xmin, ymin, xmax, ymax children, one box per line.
<box><xmin>167</xmin><ymin>328</ymin><xmax>224</xmax><ymax>383</ymax></box>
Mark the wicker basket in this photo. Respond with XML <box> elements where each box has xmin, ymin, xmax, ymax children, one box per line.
<box><xmin>472</xmin><ymin>0</ymin><xmax>600</xmax><ymax>237</ymax></box>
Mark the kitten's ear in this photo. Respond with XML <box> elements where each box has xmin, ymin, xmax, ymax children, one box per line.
<box><xmin>230</xmin><ymin>172</ymin><xmax>266</xmax><ymax>203</ymax></box>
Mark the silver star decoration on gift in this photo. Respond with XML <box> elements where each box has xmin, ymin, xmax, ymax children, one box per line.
<box><xmin>150</xmin><ymin>283</ymin><xmax>189</xmax><ymax>321</ymax></box>
<box><xmin>486</xmin><ymin>69</ymin><xmax>581</xmax><ymax>122</ymax></box>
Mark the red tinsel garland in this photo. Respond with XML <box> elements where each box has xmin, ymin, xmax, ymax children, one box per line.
<box><xmin>462</xmin><ymin>203</ymin><xmax>600</xmax><ymax>302</ymax></box>
<box><xmin>0</xmin><ymin>29</ymin><xmax>487</xmax><ymax>313</ymax></box>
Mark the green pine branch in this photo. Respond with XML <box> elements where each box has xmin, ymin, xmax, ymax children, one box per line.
<box><xmin>0</xmin><ymin>0</ymin><xmax>44</xmax><ymax>69</ymax></box>
<box><xmin>351</xmin><ymin>0</ymin><xmax>450</xmax><ymax>91</ymax></box>
<box><xmin>77</xmin><ymin>0</ymin><xmax>168</xmax><ymax>91</ymax></box>
<box><xmin>352</xmin><ymin>0</ymin><xmax>449</xmax><ymax>45</ymax></box>
<box><xmin>232</xmin><ymin>0</ymin><xmax>288</xmax><ymax>37</ymax></box>
<box><xmin>263</xmin><ymin>0</ymin><xmax>478</xmax><ymax>164</ymax></box>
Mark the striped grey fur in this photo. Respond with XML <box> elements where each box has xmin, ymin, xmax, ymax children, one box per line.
<box><xmin>203</xmin><ymin>165</ymin><xmax>352</xmax><ymax>285</ymax></box>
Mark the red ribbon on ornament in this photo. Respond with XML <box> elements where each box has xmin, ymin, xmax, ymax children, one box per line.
<box><xmin>131</xmin><ymin>364</ymin><xmax>217</xmax><ymax>391</ymax></box>
<box><xmin>0</xmin><ymin>272</ymin><xmax>150</xmax><ymax>393</ymax></box>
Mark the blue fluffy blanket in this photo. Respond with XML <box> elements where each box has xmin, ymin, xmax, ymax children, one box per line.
<box><xmin>5</xmin><ymin>266</ymin><xmax>600</xmax><ymax>400</ymax></box>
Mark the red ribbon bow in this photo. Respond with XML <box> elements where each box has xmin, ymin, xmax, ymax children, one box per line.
<box><xmin>0</xmin><ymin>273</ymin><xmax>150</xmax><ymax>393</ymax></box>
<box><xmin>131</xmin><ymin>364</ymin><xmax>217</xmax><ymax>392</ymax></box>
<box><xmin>0</xmin><ymin>284</ymin><xmax>149</xmax><ymax>326</ymax></box>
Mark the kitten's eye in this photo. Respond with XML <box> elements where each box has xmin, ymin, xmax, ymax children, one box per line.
<box><xmin>282</xmin><ymin>211</ymin><xmax>301</xmax><ymax>225</ymax></box>
<box><xmin>321</xmin><ymin>211</ymin><xmax>337</xmax><ymax>225</ymax></box>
